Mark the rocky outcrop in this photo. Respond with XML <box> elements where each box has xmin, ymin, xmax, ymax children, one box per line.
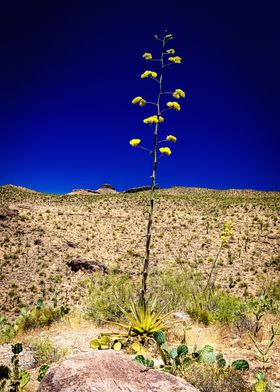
<box><xmin>69</xmin><ymin>189</ymin><xmax>99</xmax><ymax>195</ymax></box>
<box><xmin>123</xmin><ymin>186</ymin><xmax>159</xmax><ymax>194</ymax></box>
<box><xmin>67</xmin><ymin>259</ymin><xmax>108</xmax><ymax>274</ymax></box>
<box><xmin>38</xmin><ymin>350</ymin><xmax>199</xmax><ymax>392</ymax></box>
<box><xmin>96</xmin><ymin>184</ymin><xmax>117</xmax><ymax>194</ymax></box>
<box><xmin>69</xmin><ymin>184</ymin><xmax>117</xmax><ymax>195</ymax></box>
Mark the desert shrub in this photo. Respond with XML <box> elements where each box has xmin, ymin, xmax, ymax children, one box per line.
<box><xmin>14</xmin><ymin>301</ymin><xmax>67</xmax><ymax>332</ymax></box>
<box><xmin>86</xmin><ymin>273</ymin><xmax>133</xmax><ymax>323</ymax></box>
<box><xmin>154</xmin><ymin>268</ymin><xmax>246</xmax><ymax>325</ymax></box>
<box><xmin>176</xmin><ymin>363</ymin><xmax>251</xmax><ymax>392</ymax></box>
<box><xmin>212</xmin><ymin>292</ymin><xmax>245</xmax><ymax>324</ymax></box>
<box><xmin>29</xmin><ymin>336</ymin><xmax>68</xmax><ymax>365</ymax></box>
<box><xmin>267</xmin><ymin>278</ymin><xmax>280</xmax><ymax>302</ymax></box>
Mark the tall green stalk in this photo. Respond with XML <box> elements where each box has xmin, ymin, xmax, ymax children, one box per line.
<box><xmin>141</xmin><ymin>39</ymin><xmax>165</xmax><ymax>307</ymax></box>
<box><xmin>130</xmin><ymin>33</ymin><xmax>184</xmax><ymax>309</ymax></box>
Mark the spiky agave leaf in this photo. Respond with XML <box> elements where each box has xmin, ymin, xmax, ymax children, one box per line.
<box><xmin>114</xmin><ymin>298</ymin><xmax>174</xmax><ymax>337</ymax></box>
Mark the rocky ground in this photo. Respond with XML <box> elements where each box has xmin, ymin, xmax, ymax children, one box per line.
<box><xmin>0</xmin><ymin>184</ymin><xmax>280</xmax><ymax>390</ymax></box>
<box><xmin>0</xmin><ymin>184</ymin><xmax>279</xmax><ymax>319</ymax></box>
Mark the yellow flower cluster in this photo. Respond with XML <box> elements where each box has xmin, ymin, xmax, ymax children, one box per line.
<box><xmin>141</xmin><ymin>70</ymin><xmax>158</xmax><ymax>79</ymax></box>
<box><xmin>159</xmin><ymin>147</ymin><xmax>171</xmax><ymax>156</ymax></box>
<box><xmin>166</xmin><ymin>135</ymin><xmax>177</xmax><ymax>142</ymax></box>
<box><xmin>143</xmin><ymin>115</ymin><xmax>164</xmax><ymax>124</ymax></box>
<box><xmin>167</xmin><ymin>101</ymin><xmax>181</xmax><ymax>111</ymax></box>
<box><xmin>220</xmin><ymin>221</ymin><xmax>234</xmax><ymax>243</ymax></box>
<box><xmin>164</xmin><ymin>34</ymin><xmax>173</xmax><ymax>40</ymax></box>
<box><xmin>129</xmin><ymin>139</ymin><xmax>141</xmax><ymax>147</ymax></box>
<box><xmin>168</xmin><ymin>56</ymin><xmax>182</xmax><ymax>64</ymax></box>
<box><xmin>132</xmin><ymin>96</ymin><xmax>147</xmax><ymax>106</ymax></box>
<box><xmin>173</xmin><ymin>89</ymin><xmax>185</xmax><ymax>99</ymax></box>
<box><xmin>166</xmin><ymin>49</ymin><xmax>175</xmax><ymax>54</ymax></box>
<box><xmin>142</xmin><ymin>52</ymin><xmax>152</xmax><ymax>60</ymax></box>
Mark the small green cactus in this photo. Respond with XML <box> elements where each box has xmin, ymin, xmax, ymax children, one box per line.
<box><xmin>215</xmin><ymin>352</ymin><xmax>223</xmax><ymax>361</ymax></box>
<box><xmin>153</xmin><ymin>330</ymin><xmax>165</xmax><ymax>345</ymax></box>
<box><xmin>134</xmin><ymin>355</ymin><xmax>154</xmax><ymax>368</ymax></box>
<box><xmin>37</xmin><ymin>364</ymin><xmax>50</xmax><ymax>382</ymax></box>
<box><xmin>12</xmin><ymin>343</ymin><xmax>23</xmax><ymax>355</ymax></box>
<box><xmin>253</xmin><ymin>371</ymin><xmax>266</xmax><ymax>392</ymax></box>
<box><xmin>217</xmin><ymin>357</ymin><xmax>226</xmax><ymax>368</ymax></box>
<box><xmin>177</xmin><ymin>344</ymin><xmax>188</xmax><ymax>357</ymax></box>
<box><xmin>19</xmin><ymin>369</ymin><xmax>30</xmax><ymax>388</ymax></box>
<box><xmin>200</xmin><ymin>351</ymin><xmax>216</xmax><ymax>365</ymax></box>
<box><xmin>203</xmin><ymin>344</ymin><xmax>214</xmax><ymax>352</ymax></box>
<box><xmin>90</xmin><ymin>338</ymin><xmax>101</xmax><ymax>349</ymax></box>
<box><xmin>231</xmin><ymin>359</ymin><xmax>249</xmax><ymax>371</ymax></box>
<box><xmin>1</xmin><ymin>343</ymin><xmax>31</xmax><ymax>391</ymax></box>
<box><xmin>170</xmin><ymin>347</ymin><xmax>178</xmax><ymax>359</ymax></box>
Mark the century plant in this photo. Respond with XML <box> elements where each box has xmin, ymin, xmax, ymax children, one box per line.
<box><xmin>129</xmin><ymin>33</ymin><xmax>185</xmax><ymax>308</ymax></box>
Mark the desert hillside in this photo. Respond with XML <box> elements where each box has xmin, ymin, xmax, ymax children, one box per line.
<box><xmin>0</xmin><ymin>184</ymin><xmax>279</xmax><ymax>319</ymax></box>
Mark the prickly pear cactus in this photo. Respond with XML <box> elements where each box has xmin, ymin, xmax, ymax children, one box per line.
<box><xmin>216</xmin><ymin>353</ymin><xmax>226</xmax><ymax>368</ymax></box>
<box><xmin>177</xmin><ymin>344</ymin><xmax>188</xmax><ymax>357</ymax></box>
<box><xmin>153</xmin><ymin>330</ymin><xmax>165</xmax><ymax>345</ymax></box>
<box><xmin>203</xmin><ymin>345</ymin><xmax>214</xmax><ymax>352</ymax></box>
<box><xmin>90</xmin><ymin>338</ymin><xmax>101</xmax><ymax>349</ymax></box>
<box><xmin>231</xmin><ymin>359</ymin><xmax>249</xmax><ymax>371</ymax></box>
<box><xmin>134</xmin><ymin>355</ymin><xmax>154</xmax><ymax>368</ymax></box>
<box><xmin>253</xmin><ymin>371</ymin><xmax>266</xmax><ymax>392</ymax></box>
<box><xmin>19</xmin><ymin>369</ymin><xmax>30</xmax><ymax>388</ymax></box>
<box><xmin>159</xmin><ymin>343</ymin><xmax>172</xmax><ymax>365</ymax></box>
<box><xmin>200</xmin><ymin>350</ymin><xmax>216</xmax><ymax>365</ymax></box>
<box><xmin>194</xmin><ymin>345</ymin><xmax>215</xmax><ymax>365</ymax></box>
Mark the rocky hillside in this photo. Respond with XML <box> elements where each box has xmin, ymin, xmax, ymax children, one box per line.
<box><xmin>0</xmin><ymin>185</ymin><xmax>279</xmax><ymax>319</ymax></box>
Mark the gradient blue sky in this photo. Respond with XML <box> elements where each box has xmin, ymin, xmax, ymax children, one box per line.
<box><xmin>1</xmin><ymin>0</ymin><xmax>279</xmax><ymax>193</ymax></box>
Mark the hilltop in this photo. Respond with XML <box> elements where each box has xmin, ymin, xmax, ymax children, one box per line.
<box><xmin>0</xmin><ymin>184</ymin><xmax>279</xmax><ymax>319</ymax></box>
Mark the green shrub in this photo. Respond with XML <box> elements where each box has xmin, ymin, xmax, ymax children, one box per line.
<box><xmin>177</xmin><ymin>363</ymin><xmax>251</xmax><ymax>392</ymax></box>
<box><xmin>212</xmin><ymin>292</ymin><xmax>244</xmax><ymax>324</ymax></box>
<box><xmin>86</xmin><ymin>273</ymin><xmax>133</xmax><ymax>323</ymax></box>
<box><xmin>30</xmin><ymin>336</ymin><xmax>68</xmax><ymax>365</ymax></box>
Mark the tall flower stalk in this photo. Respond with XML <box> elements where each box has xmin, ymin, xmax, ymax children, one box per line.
<box><xmin>130</xmin><ymin>33</ymin><xmax>185</xmax><ymax>308</ymax></box>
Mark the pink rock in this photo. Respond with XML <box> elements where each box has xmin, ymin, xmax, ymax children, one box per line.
<box><xmin>38</xmin><ymin>350</ymin><xmax>200</xmax><ymax>392</ymax></box>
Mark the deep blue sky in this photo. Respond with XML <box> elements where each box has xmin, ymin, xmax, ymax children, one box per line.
<box><xmin>1</xmin><ymin>0</ymin><xmax>279</xmax><ymax>193</ymax></box>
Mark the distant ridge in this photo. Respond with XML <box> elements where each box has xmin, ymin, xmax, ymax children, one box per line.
<box><xmin>1</xmin><ymin>184</ymin><xmax>279</xmax><ymax>195</ymax></box>
<box><xmin>1</xmin><ymin>184</ymin><xmax>39</xmax><ymax>193</ymax></box>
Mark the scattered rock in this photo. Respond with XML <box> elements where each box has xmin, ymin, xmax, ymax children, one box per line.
<box><xmin>38</xmin><ymin>350</ymin><xmax>199</xmax><ymax>392</ymax></box>
<box><xmin>0</xmin><ymin>207</ymin><xmax>19</xmax><ymax>221</ymax></box>
<box><xmin>34</xmin><ymin>239</ymin><xmax>43</xmax><ymax>245</ymax></box>
<box><xmin>172</xmin><ymin>311</ymin><xmax>192</xmax><ymax>323</ymax></box>
<box><xmin>67</xmin><ymin>259</ymin><xmax>108</xmax><ymax>274</ymax></box>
